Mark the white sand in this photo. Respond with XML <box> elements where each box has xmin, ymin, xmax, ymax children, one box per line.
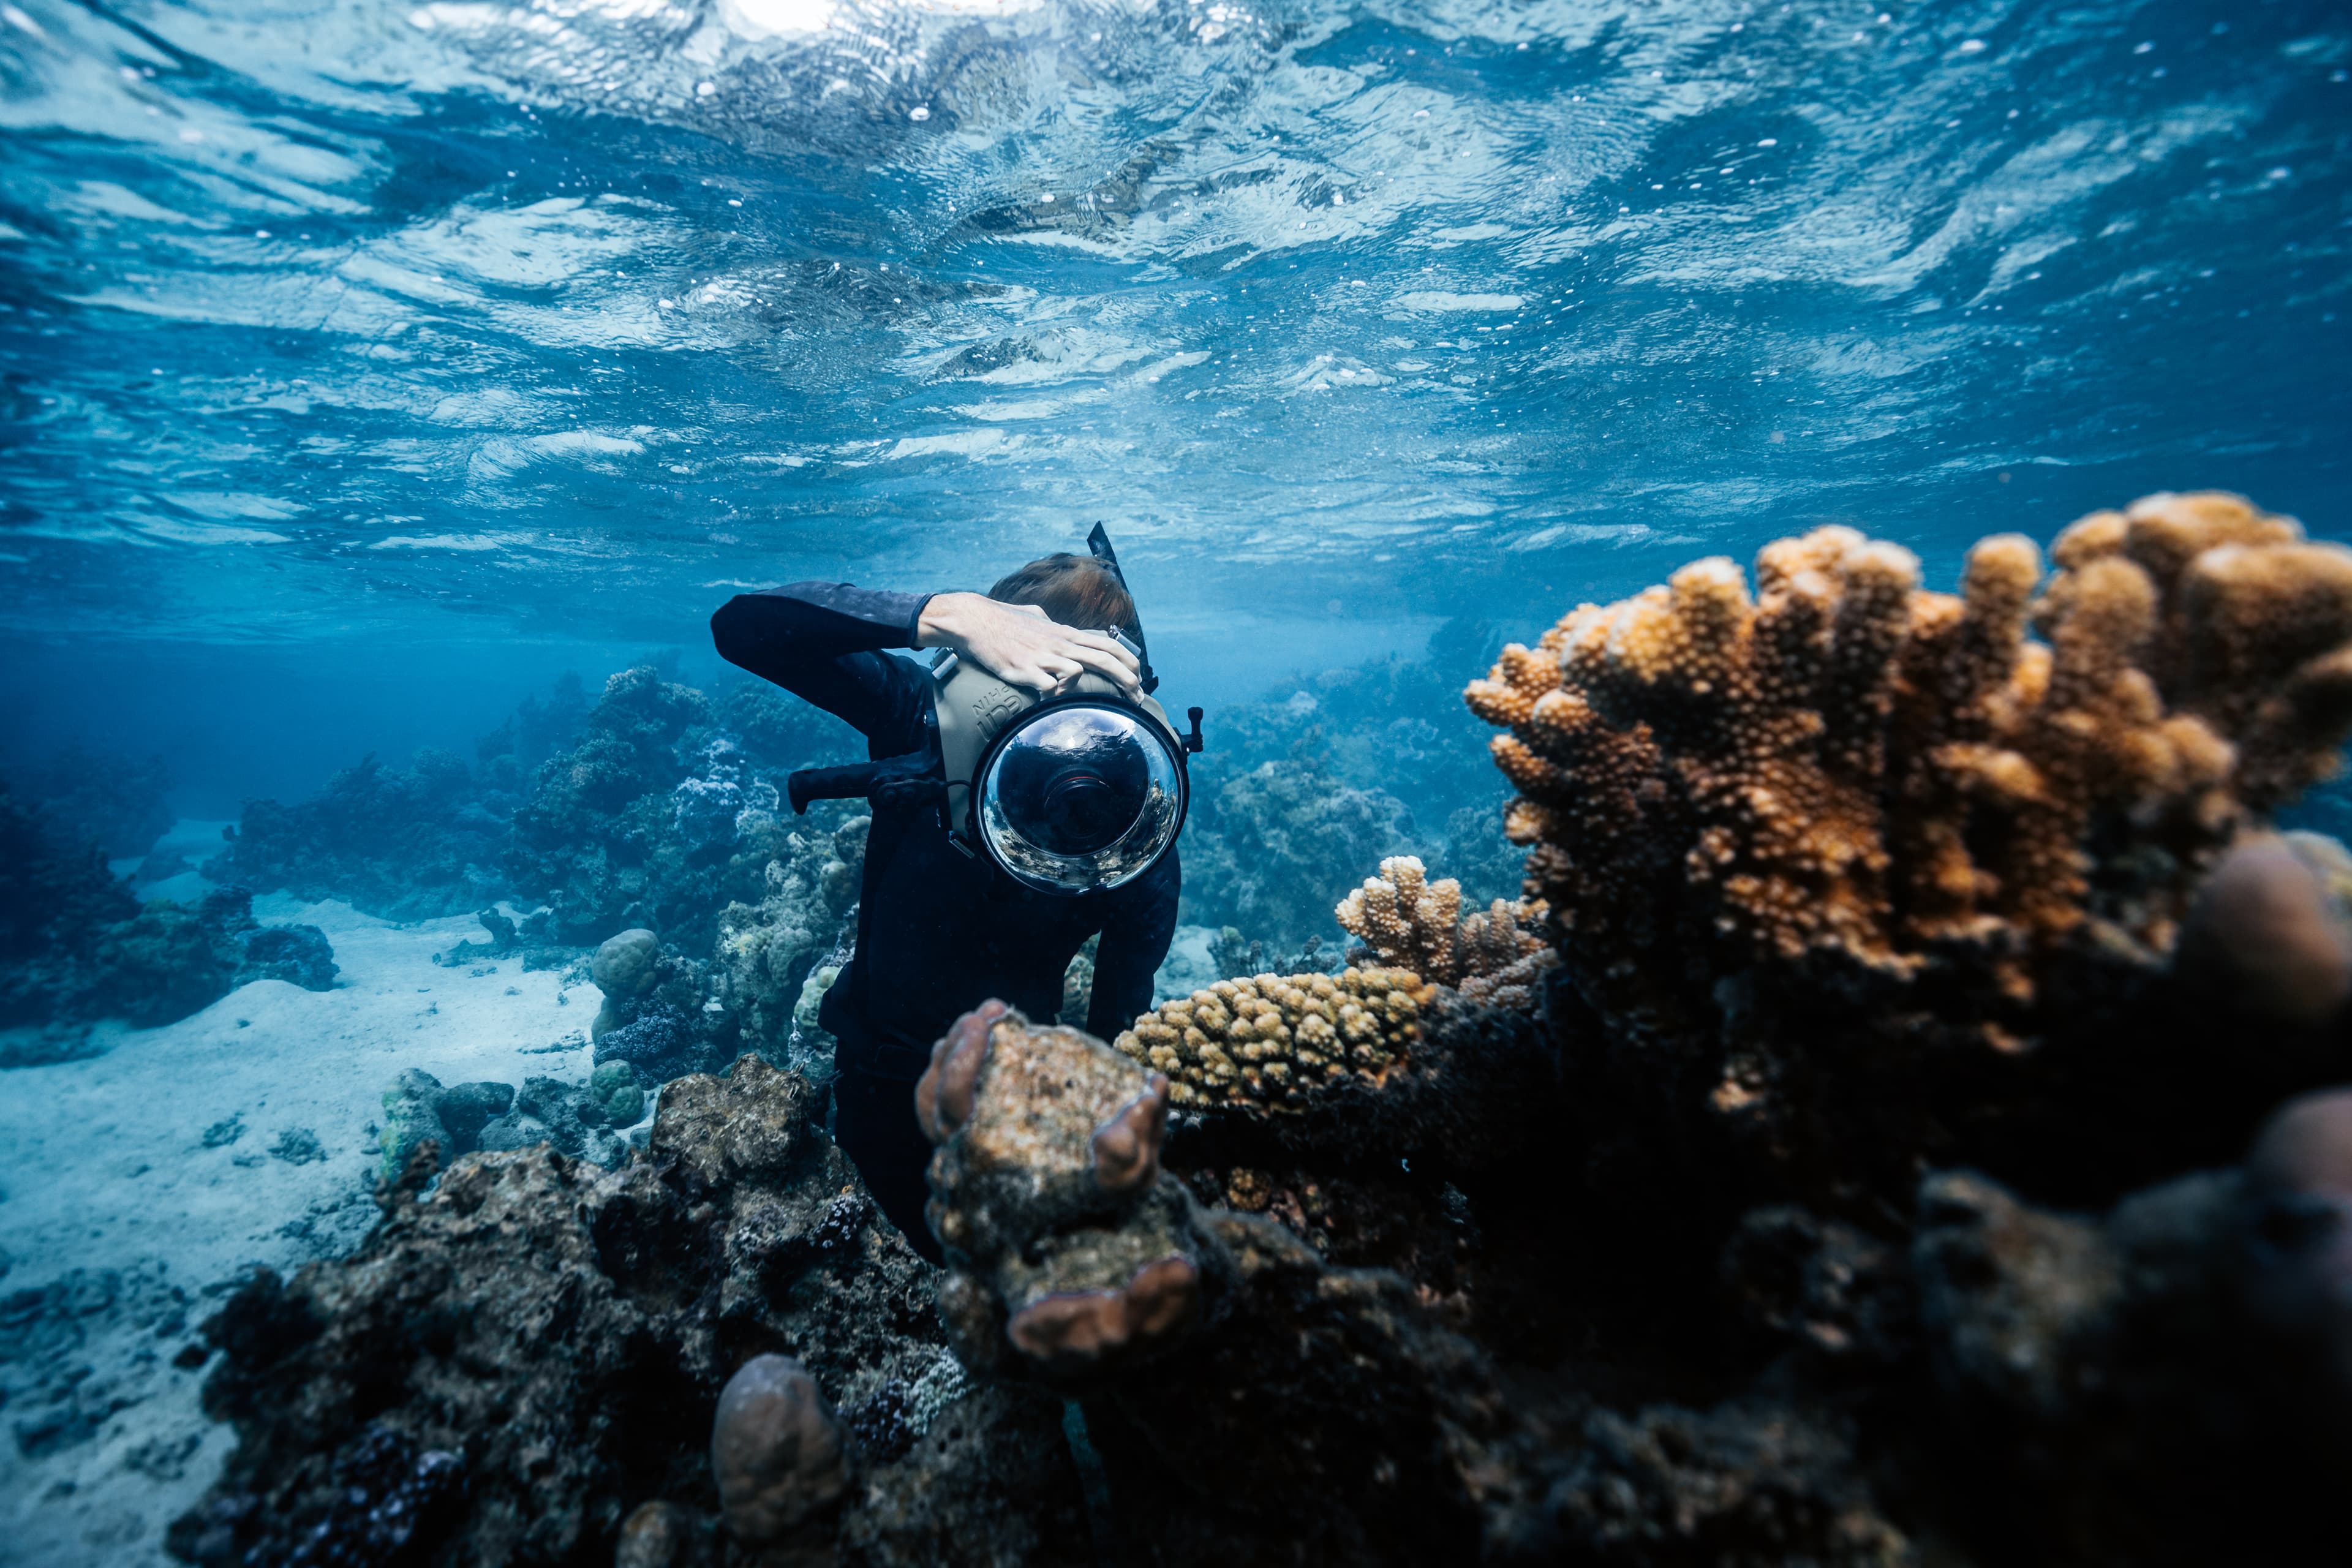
<box><xmin>0</xmin><ymin>865</ymin><xmax>599</xmax><ymax>1567</ymax></box>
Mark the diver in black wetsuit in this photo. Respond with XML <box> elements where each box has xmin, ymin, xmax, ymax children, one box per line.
<box><xmin>709</xmin><ymin>557</ymin><xmax>1182</xmax><ymax>1264</ymax></box>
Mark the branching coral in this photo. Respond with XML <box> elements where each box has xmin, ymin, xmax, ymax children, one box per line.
<box><xmin>1469</xmin><ymin>491</ymin><xmax>2352</xmax><ymax>992</ymax></box>
<box><xmin>1335</xmin><ymin>854</ymin><xmax>1555</xmax><ymax>1003</ymax></box>
<box><xmin>1110</xmin><ymin>967</ymin><xmax>1431</xmax><ymax>1110</ymax></box>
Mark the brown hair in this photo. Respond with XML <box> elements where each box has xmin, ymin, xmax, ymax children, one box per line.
<box><xmin>987</xmin><ymin>554</ymin><xmax>1140</xmax><ymax>641</ymax></box>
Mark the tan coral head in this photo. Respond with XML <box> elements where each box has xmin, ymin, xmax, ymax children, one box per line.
<box><xmin>1006</xmin><ymin>1255</ymin><xmax>1201</xmax><ymax>1369</ymax></box>
<box><xmin>916</xmin><ymin>998</ymin><xmax>1012</xmax><ymax>1143</ymax></box>
<box><xmin>710</xmin><ymin>1353</ymin><xmax>848</xmax><ymax>1545</ymax></box>
<box><xmin>1091</xmin><ymin>1072</ymin><xmax>1172</xmax><ymax>1193</ymax></box>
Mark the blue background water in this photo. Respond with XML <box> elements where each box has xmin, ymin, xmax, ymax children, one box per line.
<box><xmin>2</xmin><ymin>0</ymin><xmax>2348</xmax><ymax>811</ymax></box>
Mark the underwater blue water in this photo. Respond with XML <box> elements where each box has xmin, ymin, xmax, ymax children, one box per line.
<box><xmin>2</xmin><ymin>0</ymin><xmax>2350</xmax><ymax>803</ymax></box>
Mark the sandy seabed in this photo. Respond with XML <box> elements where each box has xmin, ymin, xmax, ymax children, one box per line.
<box><xmin>0</xmin><ymin>825</ymin><xmax>1226</xmax><ymax>1567</ymax></box>
<box><xmin>0</xmin><ymin>829</ymin><xmax>603</xmax><ymax>1568</ymax></box>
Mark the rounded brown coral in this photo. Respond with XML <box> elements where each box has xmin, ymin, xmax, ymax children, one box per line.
<box><xmin>710</xmin><ymin>1354</ymin><xmax>846</xmax><ymax>1546</ymax></box>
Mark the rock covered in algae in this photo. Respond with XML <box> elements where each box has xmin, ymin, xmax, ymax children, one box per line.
<box><xmin>166</xmin><ymin>1052</ymin><xmax>1092</xmax><ymax>1567</ymax></box>
<box><xmin>1110</xmin><ymin>965</ymin><xmax>1430</xmax><ymax>1111</ymax></box>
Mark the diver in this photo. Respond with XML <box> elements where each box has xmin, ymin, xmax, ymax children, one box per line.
<box><xmin>709</xmin><ymin>531</ymin><xmax>1196</xmax><ymax>1264</ymax></box>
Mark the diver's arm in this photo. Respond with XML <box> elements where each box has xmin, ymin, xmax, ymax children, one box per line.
<box><xmin>710</xmin><ymin>582</ymin><xmax>933</xmax><ymax>739</ymax></box>
<box><xmin>916</xmin><ymin>592</ymin><xmax>1141</xmax><ymax>699</ymax></box>
<box><xmin>1086</xmin><ymin>845</ymin><xmax>1182</xmax><ymax>1041</ymax></box>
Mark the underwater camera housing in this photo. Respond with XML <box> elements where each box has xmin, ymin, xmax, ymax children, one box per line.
<box><xmin>786</xmin><ymin>535</ymin><xmax>1204</xmax><ymax>895</ymax></box>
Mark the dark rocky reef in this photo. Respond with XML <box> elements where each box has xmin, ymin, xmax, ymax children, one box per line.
<box><xmin>222</xmin><ymin>748</ymin><xmax>508</xmax><ymax>922</ymax></box>
<box><xmin>3</xmin><ymin>742</ymin><xmax>175</xmax><ymax>863</ymax></box>
<box><xmin>170</xmin><ymin>1055</ymin><xmax>1089</xmax><ymax>1567</ymax></box>
<box><xmin>3</xmin><ymin>773</ymin><xmax>337</xmax><ymax>1046</ymax></box>
<box><xmin>504</xmin><ymin>668</ymin><xmax>846</xmax><ymax>952</ymax></box>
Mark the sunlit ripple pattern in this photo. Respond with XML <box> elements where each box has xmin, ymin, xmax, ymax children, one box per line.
<box><xmin>1</xmin><ymin>0</ymin><xmax>2346</xmax><ymax>649</ymax></box>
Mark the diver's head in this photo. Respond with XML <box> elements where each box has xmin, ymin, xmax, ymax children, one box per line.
<box><xmin>987</xmin><ymin>554</ymin><xmax>1140</xmax><ymax>642</ymax></box>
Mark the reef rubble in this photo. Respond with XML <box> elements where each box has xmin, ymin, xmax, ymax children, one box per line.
<box><xmin>163</xmin><ymin>494</ymin><xmax>2352</xmax><ymax>1567</ymax></box>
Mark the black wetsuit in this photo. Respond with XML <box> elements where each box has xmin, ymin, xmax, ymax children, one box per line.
<box><xmin>710</xmin><ymin>582</ymin><xmax>1181</xmax><ymax>1263</ymax></box>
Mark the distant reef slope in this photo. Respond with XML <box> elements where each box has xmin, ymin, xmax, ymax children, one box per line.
<box><xmin>1</xmin><ymin>766</ymin><xmax>336</xmax><ymax>1051</ymax></box>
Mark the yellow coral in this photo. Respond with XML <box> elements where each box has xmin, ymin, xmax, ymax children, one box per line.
<box><xmin>1112</xmin><ymin>968</ymin><xmax>1431</xmax><ymax>1112</ymax></box>
<box><xmin>1470</xmin><ymin>492</ymin><xmax>2352</xmax><ymax>989</ymax></box>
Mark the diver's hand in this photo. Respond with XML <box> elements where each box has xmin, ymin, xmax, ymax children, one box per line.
<box><xmin>915</xmin><ymin>592</ymin><xmax>1142</xmax><ymax>699</ymax></box>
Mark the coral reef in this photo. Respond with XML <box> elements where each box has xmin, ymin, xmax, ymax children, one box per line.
<box><xmin>1335</xmin><ymin>853</ymin><xmax>1556</xmax><ymax>1005</ymax></box>
<box><xmin>711</xmin><ymin>809</ymin><xmax>867</xmax><ymax>1076</ymax></box>
<box><xmin>222</xmin><ymin>748</ymin><xmax>508</xmax><ymax>921</ymax></box>
<box><xmin>1</xmin><ymin>796</ymin><xmax>337</xmax><ymax>1041</ymax></box>
<box><xmin>1468</xmin><ymin>491</ymin><xmax>2352</xmax><ymax>1209</ymax></box>
<box><xmin>153</xmin><ymin>493</ymin><xmax>2352</xmax><ymax>1568</ymax></box>
<box><xmin>1112</xmin><ymin>966</ymin><xmax>1431</xmax><ymax>1111</ymax></box>
<box><xmin>918</xmin><ymin>1003</ymin><xmax>1533</xmax><ymax>1562</ymax></box>
<box><xmin>476</xmin><ymin>1073</ymin><xmax>641</xmax><ymax>1169</ymax></box>
<box><xmin>1177</xmin><ymin>753</ymin><xmax>1422</xmax><ymax>949</ymax></box>
<box><xmin>1</xmin><ymin>770</ymin><xmax>141</xmax><ymax>1028</ymax></box>
<box><xmin>505</xmin><ymin>668</ymin><xmax>806</xmax><ymax>951</ymax></box>
<box><xmin>170</xmin><ymin>1053</ymin><xmax>1092</xmax><ymax>1567</ymax></box>
<box><xmin>4</xmin><ymin>742</ymin><xmax>175</xmax><ymax>862</ymax></box>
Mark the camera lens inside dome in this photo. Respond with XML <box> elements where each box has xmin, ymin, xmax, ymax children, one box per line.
<box><xmin>997</xmin><ymin>713</ymin><xmax>1150</xmax><ymax>856</ymax></box>
<box><xmin>979</xmin><ymin>703</ymin><xmax>1185</xmax><ymax>894</ymax></box>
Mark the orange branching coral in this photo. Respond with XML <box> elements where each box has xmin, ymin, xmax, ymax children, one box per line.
<box><xmin>1335</xmin><ymin>855</ymin><xmax>1553</xmax><ymax>995</ymax></box>
<box><xmin>1468</xmin><ymin>492</ymin><xmax>2352</xmax><ymax>988</ymax></box>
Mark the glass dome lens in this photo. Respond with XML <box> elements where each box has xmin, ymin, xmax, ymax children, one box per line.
<box><xmin>978</xmin><ymin>703</ymin><xmax>1184</xmax><ymax>894</ymax></box>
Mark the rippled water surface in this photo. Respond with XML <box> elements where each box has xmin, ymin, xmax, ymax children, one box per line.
<box><xmin>2</xmin><ymin>0</ymin><xmax>2349</xmax><ymax>794</ymax></box>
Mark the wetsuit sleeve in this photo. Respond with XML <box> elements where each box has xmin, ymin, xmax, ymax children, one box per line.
<box><xmin>1087</xmin><ymin>845</ymin><xmax>1181</xmax><ymax>1041</ymax></box>
<box><xmin>709</xmin><ymin>582</ymin><xmax>935</xmax><ymax>744</ymax></box>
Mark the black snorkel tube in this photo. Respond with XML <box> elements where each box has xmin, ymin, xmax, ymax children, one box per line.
<box><xmin>1089</xmin><ymin>522</ymin><xmax>1204</xmax><ymax>756</ymax></box>
<box><xmin>1087</xmin><ymin>521</ymin><xmax>1160</xmax><ymax>698</ymax></box>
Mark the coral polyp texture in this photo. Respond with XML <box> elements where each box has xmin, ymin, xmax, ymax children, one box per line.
<box><xmin>1111</xmin><ymin>966</ymin><xmax>1430</xmax><ymax>1110</ymax></box>
<box><xmin>1335</xmin><ymin>853</ymin><xmax>1557</xmax><ymax>1006</ymax></box>
<box><xmin>1468</xmin><ymin>491</ymin><xmax>2352</xmax><ymax>1205</ymax></box>
<box><xmin>1471</xmin><ymin>492</ymin><xmax>2352</xmax><ymax>979</ymax></box>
